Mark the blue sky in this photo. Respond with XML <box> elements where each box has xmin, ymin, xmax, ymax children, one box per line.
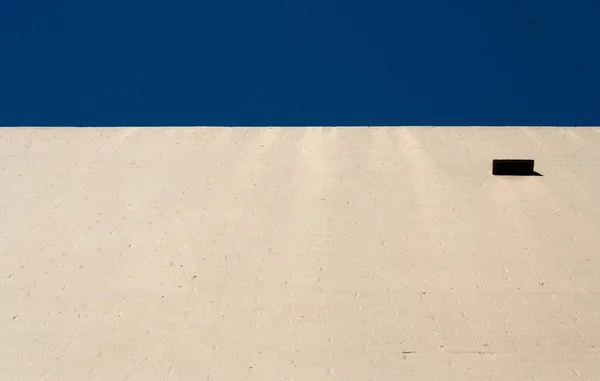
<box><xmin>1</xmin><ymin>0</ymin><xmax>599</xmax><ymax>126</ymax></box>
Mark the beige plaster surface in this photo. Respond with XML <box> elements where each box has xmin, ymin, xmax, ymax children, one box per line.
<box><xmin>1</xmin><ymin>127</ymin><xmax>600</xmax><ymax>380</ymax></box>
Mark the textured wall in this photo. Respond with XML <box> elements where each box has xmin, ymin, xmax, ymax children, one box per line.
<box><xmin>1</xmin><ymin>127</ymin><xmax>599</xmax><ymax>380</ymax></box>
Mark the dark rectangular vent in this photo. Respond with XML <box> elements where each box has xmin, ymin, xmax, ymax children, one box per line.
<box><xmin>492</xmin><ymin>159</ymin><xmax>540</xmax><ymax>176</ymax></box>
